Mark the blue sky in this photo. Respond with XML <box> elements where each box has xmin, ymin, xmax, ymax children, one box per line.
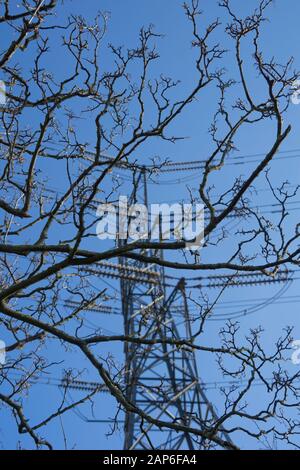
<box><xmin>1</xmin><ymin>0</ymin><xmax>300</xmax><ymax>450</ymax></box>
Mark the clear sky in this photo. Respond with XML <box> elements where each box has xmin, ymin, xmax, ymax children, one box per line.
<box><xmin>1</xmin><ymin>0</ymin><xmax>300</xmax><ymax>450</ymax></box>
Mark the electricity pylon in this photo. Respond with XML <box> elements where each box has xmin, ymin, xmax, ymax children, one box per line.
<box><xmin>119</xmin><ymin>168</ymin><xmax>234</xmax><ymax>450</ymax></box>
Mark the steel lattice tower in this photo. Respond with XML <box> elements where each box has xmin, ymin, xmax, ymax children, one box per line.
<box><xmin>119</xmin><ymin>168</ymin><xmax>234</xmax><ymax>450</ymax></box>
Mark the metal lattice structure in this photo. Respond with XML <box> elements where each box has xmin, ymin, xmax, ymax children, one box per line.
<box><xmin>118</xmin><ymin>168</ymin><xmax>234</xmax><ymax>450</ymax></box>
